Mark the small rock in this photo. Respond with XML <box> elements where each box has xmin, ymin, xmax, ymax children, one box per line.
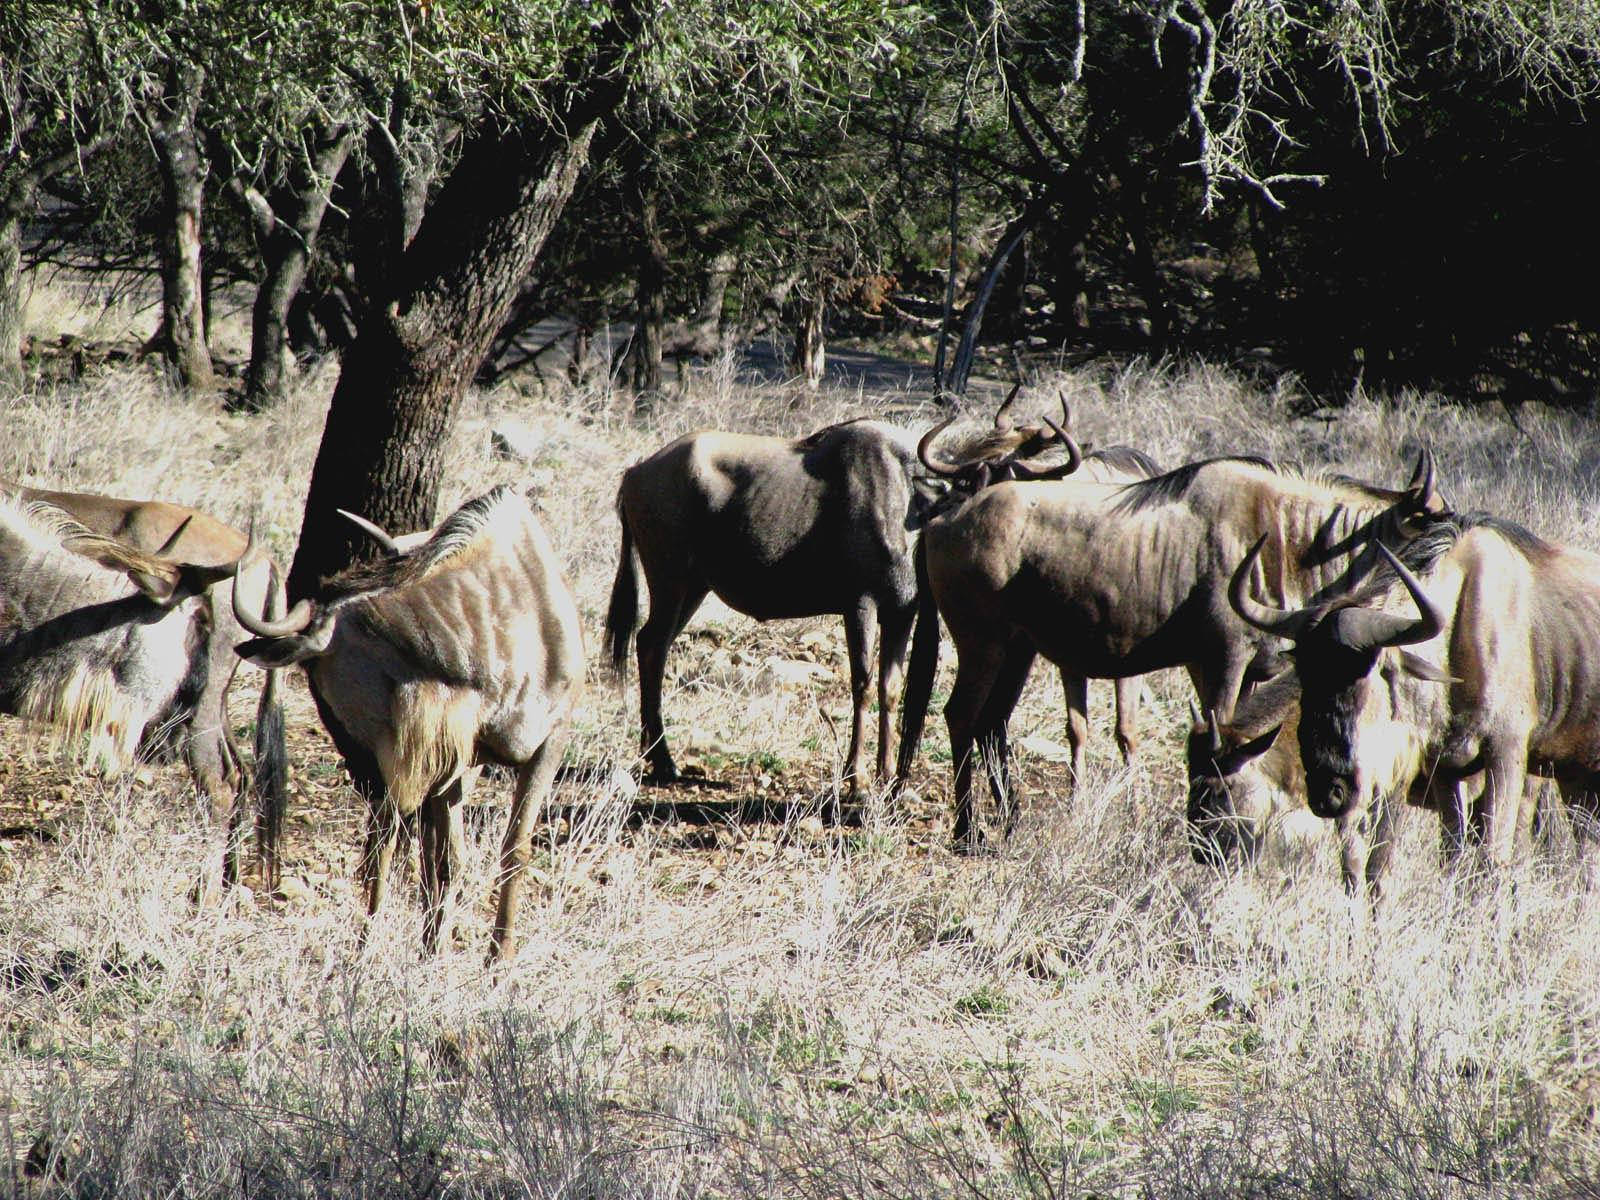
<box><xmin>761</xmin><ymin>657</ymin><xmax>832</xmax><ymax>688</ymax></box>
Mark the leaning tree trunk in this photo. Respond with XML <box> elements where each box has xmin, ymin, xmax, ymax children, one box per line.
<box><xmin>238</xmin><ymin>125</ymin><xmax>352</xmax><ymax>410</ymax></box>
<box><xmin>287</xmin><ymin>119</ymin><xmax>608</xmax><ymax>600</ymax></box>
<box><xmin>948</xmin><ymin>198</ymin><xmax>1048</xmax><ymax>397</ymax></box>
<box><xmin>147</xmin><ymin>61</ymin><xmax>213</xmax><ymax>390</ymax></box>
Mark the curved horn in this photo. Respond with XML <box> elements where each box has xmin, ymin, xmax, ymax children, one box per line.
<box><xmin>993</xmin><ymin>382</ymin><xmax>1024</xmax><ymax>432</ymax></box>
<box><xmin>1009</xmin><ymin>416</ymin><xmax>1083</xmax><ymax>480</ymax></box>
<box><xmin>152</xmin><ymin>514</ymin><xmax>195</xmax><ymax>560</ymax></box>
<box><xmin>231</xmin><ymin>545</ymin><xmax>315</xmax><ymax>638</ymax></box>
<box><xmin>337</xmin><ymin>508</ymin><xmax>402</xmax><ymax>556</ymax></box>
<box><xmin>1206</xmin><ymin>709</ymin><xmax>1223</xmax><ymax>757</ymax></box>
<box><xmin>1340</xmin><ymin>543</ymin><xmax>1444</xmax><ymax>651</ymax></box>
<box><xmin>1228</xmin><ymin>534</ymin><xmax>1316</xmax><ymax>639</ymax></box>
<box><xmin>917</xmin><ymin>416</ymin><xmax>969</xmax><ymax>477</ymax></box>
<box><xmin>1406</xmin><ymin>446</ymin><xmax>1444</xmax><ymax>514</ymax></box>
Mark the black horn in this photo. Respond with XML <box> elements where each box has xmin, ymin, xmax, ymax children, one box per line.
<box><xmin>1228</xmin><ymin>535</ymin><xmax>1315</xmax><ymax>639</ymax></box>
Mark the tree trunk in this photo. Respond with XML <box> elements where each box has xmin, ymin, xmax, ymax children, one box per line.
<box><xmin>948</xmin><ymin>199</ymin><xmax>1047</xmax><ymax>397</ymax></box>
<box><xmin>287</xmin><ymin>118</ymin><xmax>608</xmax><ymax>600</ymax></box>
<box><xmin>147</xmin><ymin>61</ymin><xmax>213</xmax><ymax>390</ymax></box>
<box><xmin>239</xmin><ymin>126</ymin><xmax>353</xmax><ymax>410</ymax></box>
<box><xmin>0</xmin><ymin>212</ymin><xmax>23</xmax><ymax>389</ymax></box>
<box><xmin>791</xmin><ymin>286</ymin><xmax>826</xmax><ymax>389</ymax></box>
<box><xmin>627</xmin><ymin>150</ymin><xmax>666</xmax><ymax>407</ymax></box>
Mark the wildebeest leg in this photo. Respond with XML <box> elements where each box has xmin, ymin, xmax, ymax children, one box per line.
<box><xmin>489</xmin><ymin>731</ymin><xmax>568</xmax><ymax>965</ymax></box>
<box><xmin>1362</xmin><ymin>792</ymin><xmax>1397</xmax><ymax>896</ymax></box>
<box><xmin>1112</xmin><ymin>676</ymin><xmax>1141</xmax><ymax>763</ymax></box>
<box><xmin>1060</xmin><ymin>672</ymin><xmax>1089</xmax><ymax>787</ymax></box>
<box><xmin>944</xmin><ymin>640</ymin><xmax>1008</xmax><ymax>852</ymax></box>
<box><xmin>1480</xmin><ymin>737</ymin><xmax>1532</xmax><ymax>865</ymax></box>
<box><xmin>418</xmin><ymin>778</ymin><xmax>466</xmax><ymax>954</ymax></box>
<box><xmin>636</xmin><ymin>581</ymin><xmax>709</xmax><ymax>781</ymax></box>
<box><xmin>876</xmin><ymin>602</ymin><xmax>916</xmax><ymax>785</ymax></box>
<box><xmin>360</xmin><ymin>801</ymin><xmax>402</xmax><ymax>920</ymax></box>
<box><xmin>976</xmin><ymin>639</ymin><xmax>1035</xmax><ymax>838</ymax></box>
<box><xmin>843</xmin><ymin>598</ymin><xmax>876</xmax><ymax>797</ymax></box>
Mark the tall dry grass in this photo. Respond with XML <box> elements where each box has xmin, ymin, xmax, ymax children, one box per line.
<box><xmin>2</xmin><ymin>279</ymin><xmax>1599</xmax><ymax>1197</ymax></box>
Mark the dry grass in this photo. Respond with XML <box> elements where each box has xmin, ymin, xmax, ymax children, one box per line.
<box><xmin>2</xmin><ymin>278</ymin><xmax>1599</xmax><ymax>1197</ymax></box>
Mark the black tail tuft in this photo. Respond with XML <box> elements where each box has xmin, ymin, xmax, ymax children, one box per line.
<box><xmin>251</xmin><ymin>562</ymin><xmax>289</xmax><ymax>891</ymax></box>
<box><xmin>604</xmin><ymin>499</ymin><xmax>640</xmax><ymax>674</ymax></box>
<box><xmin>895</xmin><ymin>537</ymin><xmax>942</xmax><ymax>785</ymax></box>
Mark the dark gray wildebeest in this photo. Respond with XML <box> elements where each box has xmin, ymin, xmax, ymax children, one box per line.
<box><xmin>912</xmin><ymin>450</ymin><xmax>1448</xmax><ymax>849</ymax></box>
<box><xmin>909</xmin><ymin>419</ymin><xmax>1162</xmax><ymax>787</ymax></box>
<box><xmin>604</xmin><ymin>404</ymin><xmax>1082</xmax><ymax>796</ymax></box>
<box><xmin>0</xmin><ymin>478</ymin><xmax>288</xmax><ymax>887</ymax></box>
<box><xmin>232</xmin><ymin>485</ymin><xmax>584</xmax><ymax>962</ymax></box>
<box><xmin>1228</xmin><ymin>511</ymin><xmax>1600</xmax><ymax>887</ymax></box>
<box><xmin>0</xmin><ymin>495</ymin><xmax>249</xmax><ymax>889</ymax></box>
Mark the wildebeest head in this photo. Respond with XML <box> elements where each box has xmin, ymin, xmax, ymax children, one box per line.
<box><xmin>917</xmin><ymin>385</ymin><xmax>1083</xmax><ymax>491</ymax></box>
<box><xmin>1185</xmin><ymin>707</ymin><xmax>1286</xmax><ymax>865</ymax></box>
<box><xmin>1229</xmin><ymin>536</ymin><xmax>1455</xmax><ymax>819</ymax></box>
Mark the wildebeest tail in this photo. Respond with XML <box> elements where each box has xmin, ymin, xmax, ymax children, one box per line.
<box><xmin>895</xmin><ymin>536</ymin><xmax>942</xmax><ymax>784</ymax></box>
<box><xmin>252</xmin><ymin>561</ymin><xmax>289</xmax><ymax>890</ymax></box>
<box><xmin>604</xmin><ymin>495</ymin><xmax>640</xmax><ymax>674</ymax></box>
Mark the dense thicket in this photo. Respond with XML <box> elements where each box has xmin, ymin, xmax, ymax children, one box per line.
<box><xmin>5</xmin><ymin>2</ymin><xmax>1598</xmax><ymax>483</ymax></box>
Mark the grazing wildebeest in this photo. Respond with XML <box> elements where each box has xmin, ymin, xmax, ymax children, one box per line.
<box><xmin>914</xmin><ymin>450</ymin><xmax>1447</xmax><ymax>848</ymax></box>
<box><xmin>910</xmin><ymin>425</ymin><xmax>1162</xmax><ymax>787</ymax></box>
<box><xmin>232</xmin><ymin>485</ymin><xmax>584</xmax><ymax>961</ymax></box>
<box><xmin>604</xmin><ymin>405</ymin><xmax>1081</xmax><ymax>795</ymax></box>
<box><xmin>1228</xmin><ymin>512</ymin><xmax>1600</xmax><ymax>884</ymax></box>
<box><xmin>0</xmin><ymin>479</ymin><xmax>288</xmax><ymax>887</ymax></box>
<box><xmin>0</xmin><ymin>496</ymin><xmax>244</xmax><ymax>881</ymax></box>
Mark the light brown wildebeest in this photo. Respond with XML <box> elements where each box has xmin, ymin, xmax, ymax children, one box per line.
<box><xmin>232</xmin><ymin>485</ymin><xmax>584</xmax><ymax>961</ymax></box>
<box><xmin>1228</xmin><ymin>511</ymin><xmax>1600</xmax><ymax>887</ymax></box>
<box><xmin>0</xmin><ymin>496</ymin><xmax>249</xmax><ymax>886</ymax></box>
<box><xmin>604</xmin><ymin>398</ymin><xmax>1082</xmax><ymax>798</ymax></box>
<box><xmin>911</xmin><ymin>451</ymin><xmax>1447</xmax><ymax>848</ymax></box>
<box><xmin>0</xmin><ymin>478</ymin><xmax>288</xmax><ymax>887</ymax></box>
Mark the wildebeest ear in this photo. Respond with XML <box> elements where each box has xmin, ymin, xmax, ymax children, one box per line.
<box><xmin>128</xmin><ymin>568</ymin><xmax>181</xmax><ymax>605</ymax></box>
<box><xmin>1397</xmin><ymin>651</ymin><xmax>1458</xmax><ymax>684</ymax></box>
<box><xmin>1244</xmin><ymin>646</ymin><xmax>1293</xmax><ymax>684</ymax></box>
<box><xmin>1227</xmin><ymin>724</ymin><xmax>1283</xmax><ymax>764</ymax></box>
<box><xmin>235</xmin><ymin>630</ymin><xmax>328</xmax><ymax>669</ymax></box>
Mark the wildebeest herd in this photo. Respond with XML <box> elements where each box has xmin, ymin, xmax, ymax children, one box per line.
<box><xmin>3</xmin><ymin>388</ymin><xmax>1595</xmax><ymax>962</ymax></box>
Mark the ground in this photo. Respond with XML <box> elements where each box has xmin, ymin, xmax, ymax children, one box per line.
<box><xmin>2</xmin><ymin>285</ymin><xmax>1599</xmax><ymax>1196</ymax></box>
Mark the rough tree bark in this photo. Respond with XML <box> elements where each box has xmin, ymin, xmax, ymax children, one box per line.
<box><xmin>234</xmin><ymin>124</ymin><xmax>352</xmax><ymax>410</ymax></box>
<box><xmin>790</xmin><ymin>283</ymin><xmax>826</xmax><ymax>389</ymax></box>
<box><xmin>0</xmin><ymin>213</ymin><xmax>23</xmax><ymax>389</ymax></box>
<box><xmin>146</xmin><ymin>60</ymin><xmax>213</xmax><ymax>389</ymax></box>
<box><xmin>287</xmin><ymin>77</ymin><xmax>632</xmax><ymax>599</ymax></box>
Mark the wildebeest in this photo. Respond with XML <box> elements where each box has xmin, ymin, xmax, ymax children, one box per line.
<box><xmin>604</xmin><ymin>403</ymin><xmax>1081</xmax><ymax>795</ymax></box>
<box><xmin>913</xmin><ymin>450</ymin><xmax>1447</xmax><ymax>847</ymax></box>
<box><xmin>1228</xmin><ymin>511</ymin><xmax>1600</xmax><ymax>881</ymax></box>
<box><xmin>232</xmin><ymin>485</ymin><xmax>584</xmax><ymax>961</ymax></box>
<box><xmin>910</xmin><ymin>428</ymin><xmax>1161</xmax><ymax>786</ymax></box>
<box><xmin>0</xmin><ymin>496</ymin><xmax>243</xmax><ymax>880</ymax></box>
<box><xmin>1</xmin><ymin>478</ymin><xmax>288</xmax><ymax>887</ymax></box>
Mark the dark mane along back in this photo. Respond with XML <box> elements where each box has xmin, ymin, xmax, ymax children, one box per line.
<box><xmin>1352</xmin><ymin>510</ymin><xmax>1551</xmax><ymax>603</ymax></box>
<box><xmin>321</xmin><ymin>486</ymin><xmax>522</xmax><ymax>601</ymax></box>
<box><xmin>1114</xmin><ymin>455</ymin><xmax>1277</xmax><ymax>515</ymax></box>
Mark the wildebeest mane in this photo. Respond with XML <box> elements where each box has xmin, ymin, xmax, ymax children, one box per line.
<box><xmin>320</xmin><ymin>485</ymin><xmax>521</xmax><ymax>602</ymax></box>
<box><xmin>1113</xmin><ymin>456</ymin><xmax>1277</xmax><ymax>515</ymax></box>
<box><xmin>1347</xmin><ymin>510</ymin><xmax>1550</xmax><ymax>605</ymax></box>
<box><xmin>2</xmin><ymin>498</ymin><xmax>179</xmax><ymax>583</ymax></box>
<box><xmin>1087</xmin><ymin>445</ymin><xmax>1162</xmax><ymax>478</ymax></box>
